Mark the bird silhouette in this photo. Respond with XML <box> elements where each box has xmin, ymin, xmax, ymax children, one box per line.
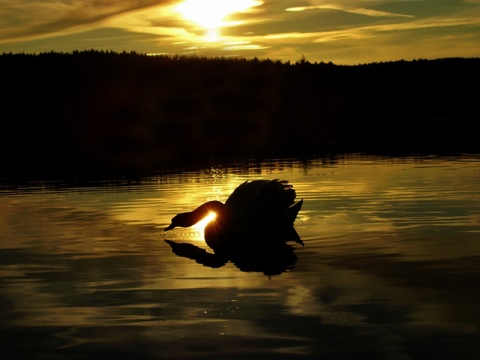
<box><xmin>165</xmin><ymin>179</ymin><xmax>303</xmax><ymax>249</ymax></box>
<box><xmin>164</xmin><ymin>180</ymin><xmax>303</xmax><ymax>275</ymax></box>
<box><xmin>165</xmin><ymin>180</ymin><xmax>303</xmax><ymax>276</ymax></box>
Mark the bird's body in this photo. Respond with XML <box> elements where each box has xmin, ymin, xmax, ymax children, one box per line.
<box><xmin>165</xmin><ymin>179</ymin><xmax>303</xmax><ymax>253</ymax></box>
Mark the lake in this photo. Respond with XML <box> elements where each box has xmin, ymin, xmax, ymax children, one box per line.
<box><xmin>1</xmin><ymin>154</ymin><xmax>480</xmax><ymax>359</ymax></box>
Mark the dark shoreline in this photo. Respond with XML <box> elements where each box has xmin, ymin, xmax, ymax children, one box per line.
<box><xmin>2</xmin><ymin>51</ymin><xmax>479</xmax><ymax>179</ymax></box>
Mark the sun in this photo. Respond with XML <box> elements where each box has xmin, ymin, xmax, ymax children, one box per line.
<box><xmin>175</xmin><ymin>0</ymin><xmax>261</xmax><ymax>42</ymax></box>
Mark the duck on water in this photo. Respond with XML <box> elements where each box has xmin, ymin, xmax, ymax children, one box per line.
<box><xmin>164</xmin><ymin>179</ymin><xmax>303</xmax><ymax>275</ymax></box>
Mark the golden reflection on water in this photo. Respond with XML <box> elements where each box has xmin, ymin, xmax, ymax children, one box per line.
<box><xmin>1</xmin><ymin>155</ymin><xmax>480</xmax><ymax>358</ymax></box>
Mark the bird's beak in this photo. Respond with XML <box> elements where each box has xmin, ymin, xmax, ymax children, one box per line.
<box><xmin>164</xmin><ymin>224</ymin><xmax>174</xmax><ymax>231</ymax></box>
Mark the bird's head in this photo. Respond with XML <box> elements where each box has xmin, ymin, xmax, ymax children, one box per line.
<box><xmin>165</xmin><ymin>213</ymin><xmax>189</xmax><ymax>231</ymax></box>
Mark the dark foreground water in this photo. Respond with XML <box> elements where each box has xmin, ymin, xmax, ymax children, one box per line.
<box><xmin>1</xmin><ymin>155</ymin><xmax>480</xmax><ymax>359</ymax></box>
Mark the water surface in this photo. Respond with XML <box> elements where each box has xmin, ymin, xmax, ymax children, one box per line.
<box><xmin>1</xmin><ymin>155</ymin><xmax>480</xmax><ymax>359</ymax></box>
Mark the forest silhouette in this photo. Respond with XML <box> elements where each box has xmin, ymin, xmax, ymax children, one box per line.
<box><xmin>1</xmin><ymin>51</ymin><xmax>479</xmax><ymax>177</ymax></box>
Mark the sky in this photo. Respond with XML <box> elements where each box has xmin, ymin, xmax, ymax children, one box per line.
<box><xmin>1</xmin><ymin>0</ymin><xmax>480</xmax><ymax>64</ymax></box>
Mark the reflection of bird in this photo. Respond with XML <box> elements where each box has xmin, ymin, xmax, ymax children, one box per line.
<box><xmin>165</xmin><ymin>238</ymin><xmax>298</xmax><ymax>276</ymax></box>
<box><xmin>165</xmin><ymin>179</ymin><xmax>303</xmax><ymax>253</ymax></box>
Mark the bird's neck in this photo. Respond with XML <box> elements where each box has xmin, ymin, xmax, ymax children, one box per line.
<box><xmin>189</xmin><ymin>200</ymin><xmax>225</xmax><ymax>225</ymax></box>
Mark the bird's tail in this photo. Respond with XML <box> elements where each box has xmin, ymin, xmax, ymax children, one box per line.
<box><xmin>285</xmin><ymin>199</ymin><xmax>303</xmax><ymax>224</ymax></box>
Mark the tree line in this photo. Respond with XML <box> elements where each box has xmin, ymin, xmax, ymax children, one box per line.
<box><xmin>1</xmin><ymin>51</ymin><xmax>479</xmax><ymax>177</ymax></box>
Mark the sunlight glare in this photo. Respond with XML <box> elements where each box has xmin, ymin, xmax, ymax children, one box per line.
<box><xmin>175</xmin><ymin>0</ymin><xmax>262</xmax><ymax>42</ymax></box>
<box><xmin>193</xmin><ymin>211</ymin><xmax>217</xmax><ymax>230</ymax></box>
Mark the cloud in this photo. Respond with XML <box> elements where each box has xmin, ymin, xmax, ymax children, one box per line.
<box><xmin>0</xmin><ymin>0</ymin><xmax>175</xmax><ymax>43</ymax></box>
<box><xmin>286</xmin><ymin>4</ymin><xmax>414</xmax><ymax>18</ymax></box>
<box><xmin>259</xmin><ymin>14</ymin><xmax>480</xmax><ymax>45</ymax></box>
<box><xmin>222</xmin><ymin>43</ymin><xmax>269</xmax><ymax>51</ymax></box>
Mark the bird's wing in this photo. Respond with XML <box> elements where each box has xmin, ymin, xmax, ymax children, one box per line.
<box><xmin>225</xmin><ymin>180</ymin><xmax>269</xmax><ymax>210</ymax></box>
<box><xmin>225</xmin><ymin>179</ymin><xmax>297</xmax><ymax>222</ymax></box>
